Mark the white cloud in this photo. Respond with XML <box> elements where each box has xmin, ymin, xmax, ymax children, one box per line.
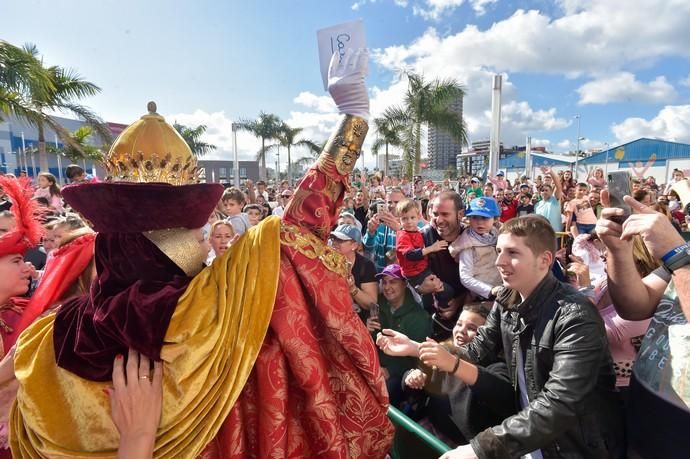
<box><xmin>557</xmin><ymin>139</ymin><xmax>572</xmax><ymax>149</ymax></box>
<box><xmin>165</xmin><ymin>109</ymin><xmax>262</xmax><ymax>161</ymax></box>
<box><xmin>611</xmin><ymin>105</ymin><xmax>690</xmax><ymax>143</ymax></box>
<box><xmin>413</xmin><ymin>0</ymin><xmax>496</xmax><ymax>20</ymax></box>
<box><xmin>577</xmin><ymin>72</ymin><xmax>677</xmax><ymax>104</ymax></box>
<box><xmin>371</xmin><ymin>43</ymin><xmax>570</xmax><ymax>148</ymax></box>
<box><xmin>293</xmin><ymin>92</ymin><xmax>336</xmax><ymax>113</ymax></box>
<box><xmin>374</xmin><ymin>1</ymin><xmax>690</xmax><ymax>77</ymax></box>
<box><xmin>529</xmin><ymin>138</ymin><xmax>552</xmax><ymax>149</ymax></box>
<box><xmin>352</xmin><ymin>0</ymin><xmax>407</xmax><ymax>11</ymax></box>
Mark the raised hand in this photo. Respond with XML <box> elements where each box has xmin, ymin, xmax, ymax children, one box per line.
<box><xmin>595</xmin><ymin>190</ymin><xmax>633</xmax><ymax>252</ymax></box>
<box><xmin>404</xmin><ymin>369</ymin><xmax>427</xmax><ymax>390</ymax></box>
<box><xmin>376</xmin><ymin>329</ymin><xmax>420</xmax><ymax>357</ymax></box>
<box><xmin>419</xmin><ymin>338</ymin><xmax>456</xmax><ymax>373</ymax></box>
<box><xmin>327</xmin><ymin>48</ymin><xmax>369</xmax><ymax>120</ymax></box>
<box><xmin>620</xmin><ymin>195</ymin><xmax>685</xmax><ymax>259</ymax></box>
<box><xmin>107</xmin><ymin>349</ymin><xmax>163</xmax><ymax>459</ymax></box>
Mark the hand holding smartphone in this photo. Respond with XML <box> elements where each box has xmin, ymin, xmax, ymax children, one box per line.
<box><xmin>607</xmin><ymin>171</ymin><xmax>633</xmax><ymax>224</ymax></box>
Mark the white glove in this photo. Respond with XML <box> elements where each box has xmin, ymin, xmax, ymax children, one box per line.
<box><xmin>328</xmin><ymin>48</ymin><xmax>369</xmax><ymax>120</ymax></box>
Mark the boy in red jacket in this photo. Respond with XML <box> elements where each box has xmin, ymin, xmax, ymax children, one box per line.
<box><xmin>396</xmin><ymin>199</ymin><xmax>454</xmax><ymax>308</ymax></box>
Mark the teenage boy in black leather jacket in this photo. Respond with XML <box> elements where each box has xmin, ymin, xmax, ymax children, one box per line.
<box><xmin>440</xmin><ymin>215</ymin><xmax>623</xmax><ymax>459</ymax></box>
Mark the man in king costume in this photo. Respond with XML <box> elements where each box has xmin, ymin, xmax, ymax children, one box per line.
<box><xmin>9</xmin><ymin>49</ymin><xmax>394</xmax><ymax>457</ymax></box>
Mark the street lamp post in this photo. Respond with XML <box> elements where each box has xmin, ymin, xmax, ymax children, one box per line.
<box><xmin>232</xmin><ymin>123</ymin><xmax>239</xmax><ymax>186</ymax></box>
<box><xmin>276</xmin><ymin>146</ymin><xmax>280</xmax><ymax>183</ymax></box>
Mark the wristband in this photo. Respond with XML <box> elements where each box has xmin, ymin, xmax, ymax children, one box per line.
<box><xmin>350</xmin><ymin>287</ymin><xmax>359</xmax><ymax>297</ymax></box>
<box><xmin>661</xmin><ymin>242</ymin><xmax>690</xmax><ymax>263</ymax></box>
<box><xmin>664</xmin><ymin>245</ymin><xmax>690</xmax><ymax>273</ymax></box>
<box><xmin>449</xmin><ymin>355</ymin><xmax>461</xmax><ymax>375</ymax></box>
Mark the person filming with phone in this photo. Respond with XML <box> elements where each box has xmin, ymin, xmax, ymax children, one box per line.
<box><xmin>366</xmin><ymin>264</ymin><xmax>431</xmax><ymax>408</ymax></box>
<box><xmin>596</xmin><ymin>179</ymin><xmax>690</xmax><ymax>459</ymax></box>
<box><xmin>364</xmin><ymin>188</ymin><xmax>408</xmax><ymax>272</ymax></box>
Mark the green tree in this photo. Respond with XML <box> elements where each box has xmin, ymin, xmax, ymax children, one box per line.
<box><xmin>0</xmin><ymin>41</ymin><xmax>52</xmax><ymax>122</ymax></box>
<box><xmin>262</xmin><ymin>122</ymin><xmax>320</xmax><ymax>185</ymax></box>
<box><xmin>234</xmin><ymin>112</ymin><xmax>282</xmax><ymax>181</ymax></box>
<box><xmin>293</xmin><ymin>140</ymin><xmax>325</xmax><ymax>172</ymax></box>
<box><xmin>173</xmin><ymin>123</ymin><xmax>217</xmax><ymax>157</ymax></box>
<box><xmin>384</xmin><ymin>72</ymin><xmax>467</xmax><ymax>178</ymax></box>
<box><xmin>48</xmin><ymin>126</ymin><xmax>103</xmax><ymax>162</ymax></box>
<box><xmin>0</xmin><ymin>41</ymin><xmax>111</xmax><ymax>172</ymax></box>
<box><xmin>371</xmin><ymin>115</ymin><xmax>404</xmax><ymax>177</ymax></box>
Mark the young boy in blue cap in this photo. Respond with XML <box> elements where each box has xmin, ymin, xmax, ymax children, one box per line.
<box><xmin>450</xmin><ymin>197</ymin><xmax>503</xmax><ymax>300</ymax></box>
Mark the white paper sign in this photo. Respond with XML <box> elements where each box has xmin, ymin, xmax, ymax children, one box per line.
<box><xmin>316</xmin><ymin>19</ymin><xmax>366</xmax><ymax>90</ymax></box>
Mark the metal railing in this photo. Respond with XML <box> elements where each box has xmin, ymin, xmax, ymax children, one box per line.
<box><xmin>387</xmin><ymin>406</ymin><xmax>452</xmax><ymax>459</ymax></box>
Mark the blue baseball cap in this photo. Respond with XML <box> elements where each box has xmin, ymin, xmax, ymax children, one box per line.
<box><xmin>330</xmin><ymin>224</ymin><xmax>362</xmax><ymax>243</ymax></box>
<box><xmin>496</xmin><ymin>171</ymin><xmax>505</xmax><ymax>176</ymax></box>
<box><xmin>466</xmin><ymin>197</ymin><xmax>500</xmax><ymax>218</ymax></box>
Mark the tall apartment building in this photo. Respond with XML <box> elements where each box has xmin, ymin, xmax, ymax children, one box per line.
<box><xmin>428</xmin><ymin>96</ymin><xmax>463</xmax><ymax>170</ymax></box>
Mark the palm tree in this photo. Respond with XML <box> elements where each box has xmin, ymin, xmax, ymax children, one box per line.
<box><xmin>173</xmin><ymin>123</ymin><xmax>217</xmax><ymax>157</ymax></box>
<box><xmin>0</xmin><ymin>41</ymin><xmax>111</xmax><ymax>172</ymax></box>
<box><xmin>371</xmin><ymin>115</ymin><xmax>404</xmax><ymax>177</ymax></box>
<box><xmin>234</xmin><ymin>112</ymin><xmax>282</xmax><ymax>181</ymax></box>
<box><xmin>384</xmin><ymin>72</ymin><xmax>468</xmax><ymax>177</ymax></box>
<box><xmin>262</xmin><ymin>122</ymin><xmax>320</xmax><ymax>185</ymax></box>
<box><xmin>0</xmin><ymin>41</ymin><xmax>52</xmax><ymax>122</ymax></box>
<box><xmin>48</xmin><ymin>126</ymin><xmax>103</xmax><ymax>162</ymax></box>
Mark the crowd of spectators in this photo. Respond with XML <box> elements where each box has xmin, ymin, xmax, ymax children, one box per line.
<box><xmin>0</xmin><ymin>162</ymin><xmax>688</xmax><ymax>458</ymax></box>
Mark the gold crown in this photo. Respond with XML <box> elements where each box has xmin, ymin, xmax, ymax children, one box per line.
<box><xmin>103</xmin><ymin>102</ymin><xmax>199</xmax><ymax>185</ymax></box>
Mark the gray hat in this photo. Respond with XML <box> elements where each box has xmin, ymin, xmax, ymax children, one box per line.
<box><xmin>330</xmin><ymin>224</ymin><xmax>362</xmax><ymax>243</ymax></box>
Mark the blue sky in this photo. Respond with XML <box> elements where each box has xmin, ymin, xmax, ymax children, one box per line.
<box><xmin>3</xmin><ymin>0</ymin><xmax>690</xmax><ymax>167</ymax></box>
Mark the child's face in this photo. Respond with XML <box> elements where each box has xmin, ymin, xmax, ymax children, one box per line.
<box><xmin>43</xmin><ymin>229</ymin><xmax>57</xmax><ymax>254</ymax></box>
<box><xmin>70</xmin><ymin>173</ymin><xmax>85</xmax><ymax>183</ymax></box>
<box><xmin>223</xmin><ymin>199</ymin><xmax>243</xmax><ymax>216</ymax></box>
<box><xmin>246</xmin><ymin>209</ymin><xmax>262</xmax><ymax>225</ymax></box>
<box><xmin>469</xmin><ymin>216</ymin><xmax>494</xmax><ymax>234</ymax></box>
<box><xmin>575</xmin><ymin>185</ymin><xmax>588</xmax><ymax>199</ymax></box>
<box><xmin>400</xmin><ymin>209</ymin><xmax>419</xmax><ymax>232</ymax></box>
<box><xmin>38</xmin><ymin>176</ymin><xmax>50</xmax><ymax>188</ymax></box>
<box><xmin>452</xmin><ymin>310</ymin><xmax>486</xmax><ymax>347</ymax></box>
<box><xmin>521</xmin><ymin>196</ymin><xmax>530</xmax><ymax>205</ymax></box>
<box><xmin>211</xmin><ymin>224</ymin><xmax>234</xmax><ymax>256</ymax></box>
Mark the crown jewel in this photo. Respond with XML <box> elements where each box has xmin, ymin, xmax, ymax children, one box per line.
<box><xmin>103</xmin><ymin>102</ymin><xmax>200</xmax><ymax>185</ymax></box>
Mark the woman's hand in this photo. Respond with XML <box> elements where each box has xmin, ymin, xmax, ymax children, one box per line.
<box><xmin>107</xmin><ymin>349</ymin><xmax>163</xmax><ymax>459</ymax></box>
<box><xmin>404</xmin><ymin>369</ymin><xmax>427</xmax><ymax>390</ymax></box>
<box><xmin>419</xmin><ymin>338</ymin><xmax>456</xmax><ymax>373</ymax></box>
<box><xmin>376</xmin><ymin>329</ymin><xmax>419</xmax><ymax>357</ymax></box>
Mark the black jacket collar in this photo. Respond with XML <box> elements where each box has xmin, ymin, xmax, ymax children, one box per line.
<box><xmin>496</xmin><ymin>272</ymin><xmax>560</xmax><ymax>322</ymax></box>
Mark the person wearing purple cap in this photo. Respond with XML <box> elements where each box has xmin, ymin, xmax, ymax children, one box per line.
<box><xmin>366</xmin><ymin>264</ymin><xmax>431</xmax><ymax>407</ymax></box>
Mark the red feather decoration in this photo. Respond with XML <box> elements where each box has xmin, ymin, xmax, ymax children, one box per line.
<box><xmin>0</xmin><ymin>176</ymin><xmax>44</xmax><ymax>256</ymax></box>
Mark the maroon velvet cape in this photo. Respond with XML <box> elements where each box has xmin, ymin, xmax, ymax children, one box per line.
<box><xmin>53</xmin><ymin>233</ymin><xmax>192</xmax><ymax>381</ymax></box>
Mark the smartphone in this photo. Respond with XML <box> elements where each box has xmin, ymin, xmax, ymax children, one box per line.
<box><xmin>607</xmin><ymin>171</ymin><xmax>633</xmax><ymax>224</ymax></box>
<box><xmin>376</xmin><ymin>202</ymin><xmax>386</xmax><ymax>215</ymax></box>
<box><xmin>369</xmin><ymin>303</ymin><xmax>379</xmax><ymax>319</ymax></box>
<box><xmin>564</xmin><ymin>235</ymin><xmax>574</xmax><ymax>261</ymax></box>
